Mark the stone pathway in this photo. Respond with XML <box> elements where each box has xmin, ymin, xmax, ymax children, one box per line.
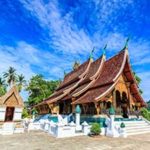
<box><xmin>0</xmin><ymin>131</ymin><xmax>150</xmax><ymax>150</ymax></box>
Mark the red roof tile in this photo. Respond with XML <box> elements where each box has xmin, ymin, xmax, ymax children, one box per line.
<box><xmin>37</xmin><ymin>48</ymin><xmax>145</xmax><ymax>106</ymax></box>
<box><xmin>130</xmin><ymin>83</ymin><xmax>144</xmax><ymax>104</ymax></box>
<box><xmin>70</xmin><ymin>56</ymin><xmax>104</xmax><ymax>97</ymax></box>
<box><xmin>92</xmin><ymin>50</ymin><xmax>126</xmax><ymax>87</ymax></box>
<box><xmin>58</xmin><ymin>60</ymin><xmax>90</xmax><ymax>89</ymax></box>
<box><xmin>84</xmin><ymin>56</ymin><xmax>103</xmax><ymax>81</ymax></box>
<box><xmin>72</xmin><ymin>84</ymin><xmax>113</xmax><ymax>104</ymax></box>
<box><xmin>45</xmin><ymin>82</ymin><xmax>77</xmax><ymax>102</ymax></box>
<box><xmin>71</xmin><ymin>82</ymin><xmax>90</xmax><ymax>95</ymax></box>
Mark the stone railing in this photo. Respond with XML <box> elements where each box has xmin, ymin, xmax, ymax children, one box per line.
<box><xmin>105</xmin><ymin>115</ymin><xmax>127</xmax><ymax>138</ymax></box>
<box><xmin>29</xmin><ymin>120</ymin><xmax>91</xmax><ymax>138</ymax></box>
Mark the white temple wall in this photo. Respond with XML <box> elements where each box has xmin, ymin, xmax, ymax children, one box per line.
<box><xmin>13</xmin><ymin>107</ymin><xmax>23</xmax><ymax>121</ymax></box>
<box><xmin>0</xmin><ymin>107</ymin><xmax>6</xmax><ymax>121</ymax></box>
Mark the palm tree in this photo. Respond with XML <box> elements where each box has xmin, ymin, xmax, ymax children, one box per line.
<box><xmin>17</xmin><ymin>74</ymin><xmax>26</xmax><ymax>92</ymax></box>
<box><xmin>3</xmin><ymin>66</ymin><xmax>17</xmax><ymax>87</ymax></box>
<box><xmin>0</xmin><ymin>77</ymin><xmax>7</xmax><ymax>96</ymax></box>
<box><xmin>0</xmin><ymin>77</ymin><xmax>6</xmax><ymax>86</ymax></box>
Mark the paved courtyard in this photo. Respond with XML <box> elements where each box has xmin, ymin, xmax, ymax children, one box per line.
<box><xmin>1</xmin><ymin>131</ymin><xmax>150</xmax><ymax>150</ymax></box>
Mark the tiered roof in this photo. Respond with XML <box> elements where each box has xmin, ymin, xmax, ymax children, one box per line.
<box><xmin>0</xmin><ymin>86</ymin><xmax>24</xmax><ymax>107</ymax></box>
<box><xmin>38</xmin><ymin>48</ymin><xmax>145</xmax><ymax>106</ymax></box>
<box><xmin>73</xmin><ymin>49</ymin><xmax>127</xmax><ymax>104</ymax></box>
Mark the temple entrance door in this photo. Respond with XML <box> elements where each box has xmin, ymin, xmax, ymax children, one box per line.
<box><xmin>121</xmin><ymin>92</ymin><xmax>129</xmax><ymax>118</ymax></box>
<box><xmin>5</xmin><ymin>107</ymin><xmax>15</xmax><ymax>122</ymax></box>
<box><xmin>59</xmin><ymin>103</ymin><xmax>64</xmax><ymax>114</ymax></box>
<box><xmin>122</xmin><ymin>106</ymin><xmax>128</xmax><ymax>118</ymax></box>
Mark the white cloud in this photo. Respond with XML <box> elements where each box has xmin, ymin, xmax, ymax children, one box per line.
<box><xmin>0</xmin><ymin>42</ymin><xmax>36</xmax><ymax>79</ymax></box>
<box><xmin>0</xmin><ymin>41</ymin><xmax>79</xmax><ymax>80</ymax></box>
<box><xmin>137</xmin><ymin>72</ymin><xmax>150</xmax><ymax>101</ymax></box>
<box><xmin>20</xmin><ymin>0</ymin><xmax>95</xmax><ymax>54</ymax></box>
<box><xmin>5</xmin><ymin>0</ymin><xmax>149</xmax><ymax>101</ymax></box>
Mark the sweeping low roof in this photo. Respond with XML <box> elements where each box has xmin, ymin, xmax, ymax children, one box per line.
<box><xmin>36</xmin><ymin>48</ymin><xmax>145</xmax><ymax>106</ymax></box>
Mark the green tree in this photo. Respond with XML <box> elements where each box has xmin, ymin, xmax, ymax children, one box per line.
<box><xmin>3</xmin><ymin>66</ymin><xmax>17</xmax><ymax>87</ymax></box>
<box><xmin>0</xmin><ymin>77</ymin><xmax>7</xmax><ymax>96</ymax></box>
<box><xmin>17</xmin><ymin>74</ymin><xmax>26</xmax><ymax>92</ymax></box>
<box><xmin>22</xmin><ymin>108</ymin><xmax>29</xmax><ymax>118</ymax></box>
<box><xmin>147</xmin><ymin>100</ymin><xmax>150</xmax><ymax>111</ymax></box>
<box><xmin>26</xmin><ymin>75</ymin><xmax>59</xmax><ymax>106</ymax></box>
<box><xmin>133</xmin><ymin>72</ymin><xmax>143</xmax><ymax>94</ymax></box>
<box><xmin>141</xmin><ymin>108</ymin><xmax>150</xmax><ymax>121</ymax></box>
<box><xmin>133</xmin><ymin>72</ymin><xmax>141</xmax><ymax>85</ymax></box>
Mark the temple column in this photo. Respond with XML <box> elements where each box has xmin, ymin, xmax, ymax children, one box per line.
<box><xmin>43</xmin><ymin>105</ymin><xmax>46</xmax><ymax>114</ymax></box>
<box><xmin>94</xmin><ymin>102</ymin><xmax>100</xmax><ymax>115</ymax></box>
<box><xmin>63</xmin><ymin>101</ymin><xmax>66</xmax><ymax>114</ymax></box>
<box><xmin>100</xmin><ymin>102</ymin><xmax>103</xmax><ymax>114</ymax></box>
<box><xmin>112</xmin><ymin>89</ymin><xmax>116</xmax><ymax>109</ymax></box>
<box><xmin>48</xmin><ymin>103</ymin><xmax>55</xmax><ymax>114</ymax></box>
<box><xmin>85</xmin><ymin>105</ymin><xmax>88</xmax><ymax>114</ymax></box>
<box><xmin>82</xmin><ymin>104</ymin><xmax>87</xmax><ymax>115</ymax></box>
<box><xmin>72</xmin><ymin>105</ymin><xmax>75</xmax><ymax>113</ymax></box>
<box><xmin>72</xmin><ymin>98</ymin><xmax>76</xmax><ymax>113</ymax></box>
<box><xmin>40</xmin><ymin>105</ymin><xmax>43</xmax><ymax>114</ymax></box>
<box><xmin>127</xmin><ymin>82</ymin><xmax>132</xmax><ymax>109</ymax></box>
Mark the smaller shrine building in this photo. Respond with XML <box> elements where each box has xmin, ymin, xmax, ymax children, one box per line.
<box><xmin>0</xmin><ymin>86</ymin><xmax>24</xmax><ymax>124</ymax></box>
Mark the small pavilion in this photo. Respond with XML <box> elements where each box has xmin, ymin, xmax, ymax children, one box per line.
<box><xmin>0</xmin><ymin>86</ymin><xmax>24</xmax><ymax>123</ymax></box>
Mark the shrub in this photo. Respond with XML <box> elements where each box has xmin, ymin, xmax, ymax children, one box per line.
<box><xmin>141</xmin><ymin>108</ymin><xmax>150</xmax><ymax>121</ymax></box>
<box><xmin>22</xmin><ymin>108</ymin><xmax>29</xmax><ymax>118</ymax></box>
<box><xmin>90</xmin><ymin>123</ymin><xmax>101</xmax><ymax>135</ymax></box>
<box><xmin>120</xmin><ymin>122</ymin><xmax>125</xmax><ymax>128</ymax></box>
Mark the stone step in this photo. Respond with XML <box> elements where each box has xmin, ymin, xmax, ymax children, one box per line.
<box><xmin>115</xmin><ymin>119</ymin><xmax>150</xmax><ymax>136</ymax></box>
<box><xmin>75</xmin><ymin>132</ymin><xmax>84</xmax><ymax>136</ymax></box>
<box><xmin>127</xmin><ymin>128</ymin><xmax>150</xmax><ymax>133</ymax></box>
<box><xmin>2</xmin><ymin>123</ymin><xmax>15</xmax><ymax>135</ymax></box>
<box><xmin>116</xmin><ymin>122</ymin><xmax>147</xmax><ymax>127</ymax></box>
<box><xmin>116</xmin><ymin>123</ymin><xmax>147</xmax><ymax>127</ymax></box>
<box><xmin>127</xmin><ymin>130</ymin><xmax>150</xmax><ymax>136</ymax></box>
<box><xmin>125</xmin><ymin>123</ymin><xmax>148</xmax><ymax>127</ymax></box>
<box><xmin>115</xmin><ymin>121</ymin><xmax>145</xmax><ymax>124</ymax></box>
<box><xmin>1</xmin><ymin>130</ymin><xmax>14</xmax><ymax>135</ymax></box>
<box><xmin>125</xmin><ymin>125</ymin><xmax>150</xmax><ymax>129</ymax></box>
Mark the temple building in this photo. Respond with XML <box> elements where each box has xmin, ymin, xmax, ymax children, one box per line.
<box><xmin>35</xmin><ymin>47</ymin><xmax>145</xmax><ymax>118</ymax></box>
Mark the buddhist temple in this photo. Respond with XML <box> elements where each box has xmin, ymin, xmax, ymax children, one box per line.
<box><xmin>35</xmin><ymin>47</ymin><xmax>145</xmax><ymax>118</ymax></box>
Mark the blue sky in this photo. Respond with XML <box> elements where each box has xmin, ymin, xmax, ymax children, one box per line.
<box><xmin>0</xmin><ymin>0</ymin><xmax>150</xmax><ymax>101</ymax></box>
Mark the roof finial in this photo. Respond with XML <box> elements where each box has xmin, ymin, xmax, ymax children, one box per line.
<box><xmin>64</xmin><ymin>70</ymin><xmax>67</xmax><ymax>76</ymax></box>
<box><xmin>102</xmin><ymin>44</ymin><xmax>107</xmax><ymax>55</ymax></box>
<box><xmin>90</xmin><ymin>47</ymin><xmax>95</xmax><ymax>60</ymax></box>
<box><xmin>124</xmin><ymin>37</ymin><xmax>130</xmax><ymax>49</ymax></box>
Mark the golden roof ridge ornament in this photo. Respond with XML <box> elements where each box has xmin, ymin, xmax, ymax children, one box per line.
<box><xmin>90</xmin><ymin>47</ymin><xmax>95</xmax><ymax>60</ymax></box>
<box><xmin>102</xmin><ymin>44</ymin><xmax>107</xmax><ymax>56</ymax></box>
<box><xmin>124</xmin><ymin>37</ymin><xmax>130</xmax><ymax>49</ymax></box>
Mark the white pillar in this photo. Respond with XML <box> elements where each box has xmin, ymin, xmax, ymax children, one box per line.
<box><xmin>110</xmin><ymin>115</ymin><xmax>115</xmax><ymax>130</ymax></box>
<box><xmin>106</xmin><ymin>106</ymin><xmax>120</xmax><ymax>137</ymax></box>
<box><xmin>75</xmin><ymin>105</ymin><xmax>82</xmax><ymax>131</ymax></box>
<box><xmin>82</xmin><ymin>121</ymin><xmax>90</xmax><ymax>135</ymax></box>
<box><xmin>0</xmin><ymin>107</ymin><xmax>6</xmax><ymax>121</ymax></box>
<box><xmin>75</xmin><ymin>113</ymin><xmax>80</xmax><ymax>129</ymax></box>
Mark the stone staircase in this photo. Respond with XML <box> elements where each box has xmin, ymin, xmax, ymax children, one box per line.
<box><xmin>1</xmin><ymin>122</ymin><xmax>15</xmax><ymax>135</ymax></box>
<box><xmin>115</xmin><ymin>119</ymin><xmax>150</xmax><ymax>136</ymax></box>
